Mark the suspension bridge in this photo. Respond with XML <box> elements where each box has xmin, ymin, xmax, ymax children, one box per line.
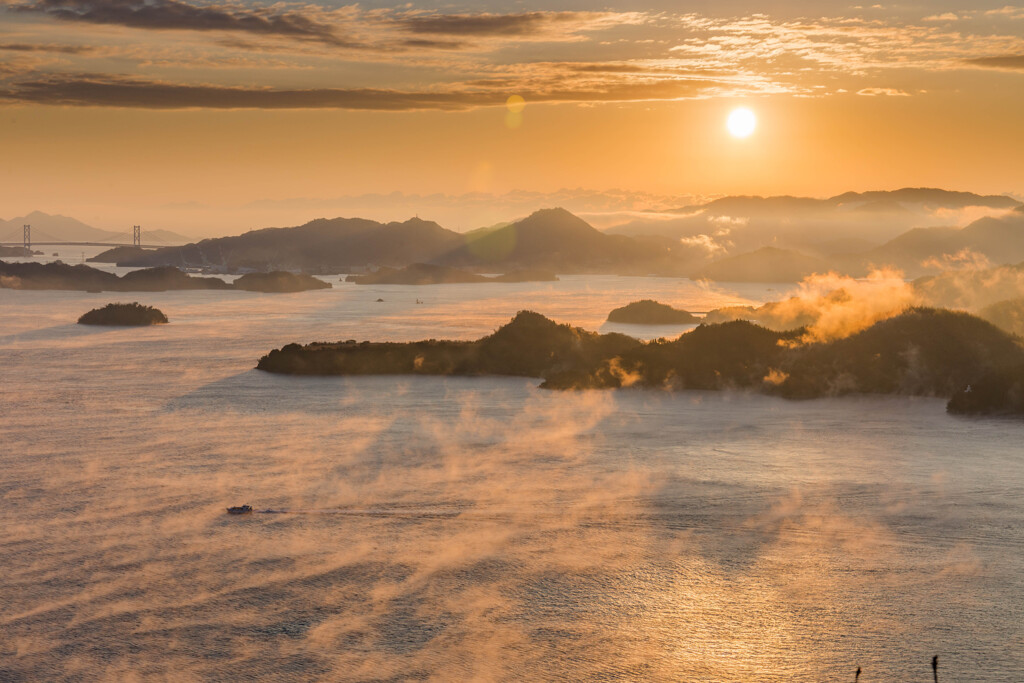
<box><xmin>0</xmin><ymin>225</ymin><xmax>173</xmax><ymax>251</ymax></box>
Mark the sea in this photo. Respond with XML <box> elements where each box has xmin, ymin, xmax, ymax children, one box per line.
<box><xmin>1</xmin><ymin>251</ymin><xmax>1022</xmax><ymax>681</ymax></box>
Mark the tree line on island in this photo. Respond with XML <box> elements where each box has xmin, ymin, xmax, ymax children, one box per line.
<box><xmin>257</xmin><ymin>308</ymin><xmax>1024</xmax><ymax>417</ymax></box>
<box><xmin>78</xmin><ymin>302</ymin><xmax>169</xmax><ymax>326</ymax></box>
<box><xmin>0</xmin><ymin>261</ymin><xmax>331</xmax><ymax>293</ymax></box>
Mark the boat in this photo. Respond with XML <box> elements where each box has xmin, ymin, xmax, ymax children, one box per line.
<box><xmin>226</xmin><ymin>504</ymin><xmax>253</xmax><ymax>515</ymax></box>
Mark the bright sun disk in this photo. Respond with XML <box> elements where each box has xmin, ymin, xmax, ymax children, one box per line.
<box><xmin>727</xmin><ymin>107</ymin><xmax>757</xmax><ymax>138</ymax></box>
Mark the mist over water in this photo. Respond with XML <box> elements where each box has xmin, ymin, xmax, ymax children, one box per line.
<box><xmin>2</xmin><ymin>276</ymin><xmax>1023</xmax><ymax>681</ymax></box>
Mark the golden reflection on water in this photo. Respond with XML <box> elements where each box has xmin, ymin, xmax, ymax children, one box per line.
<box><xmin>1</xmin><ymin>285</ymin><xmax>1023</xmax><ymax>680</ymax></box>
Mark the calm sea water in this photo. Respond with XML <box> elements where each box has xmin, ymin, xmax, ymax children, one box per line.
<box><xmin>1</xmin><ymin>272</ymin><xmax>1022</xmax><ymax>681</ymax></box>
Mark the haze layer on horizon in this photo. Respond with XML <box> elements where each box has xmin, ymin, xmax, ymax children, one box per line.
<box><xmin>1</xmin><ymin>0</ymin><xmax>1023</xmax><ymax>234</ymax></box>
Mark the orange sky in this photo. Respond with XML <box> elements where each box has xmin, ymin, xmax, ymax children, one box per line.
<box><xmin>1</xmin><ymin>2</ymin><xmax>1023</xmax><ymax>233</ymax></box>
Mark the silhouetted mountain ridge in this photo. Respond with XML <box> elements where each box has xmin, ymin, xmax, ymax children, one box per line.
<box><xmin>121</xmin><ymin>208</ymin><xmax>696</xmax><ymax>274</ymax></box>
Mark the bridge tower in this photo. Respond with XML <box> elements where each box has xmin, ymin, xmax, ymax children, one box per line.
<box><xmin>23</xmin><ymin>224</ymin><xmax>30</xmax><ymax>250</ymax></box>
<box><xmin>133</xmin><ymin>225</ymin><xmax>141</xmax><ymax>247</ymax></box>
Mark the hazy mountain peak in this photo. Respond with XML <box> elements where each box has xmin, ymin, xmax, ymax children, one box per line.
<box><xmin>514</xmin><ymin>207</ymin><xmax>599</xmax><ymax>235</ymax></box>
<box><xmin>389</xmin><ymin>216</ymin><xmax>447</xmax><ymax>231</ymax></box>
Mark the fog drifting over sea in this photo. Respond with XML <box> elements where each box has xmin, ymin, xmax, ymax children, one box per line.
<box><xmin>1</xmin><ymin>274</ymin><xmax>1023</xmax><ymax>681</ymax></box>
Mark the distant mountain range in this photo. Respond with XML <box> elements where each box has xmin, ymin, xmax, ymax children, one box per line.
<box><xmin>117</xmin><ymin>208</ymin><xmax>703</xmax><ymax>275</ymax></box>
<box><xmin>7</xmin><ymin>190</ymin><xmax>1024</xmax><ymax>281</ymax></box>
<box><xmin>609</xmin><ymin>187</ymin><xmax>1022</xmax><ymax>257</ymax></box>
<box><xmin>0</xmin><ymin>211</ymin><xmax>190</xmax><ymax>245</ymax></box>
<box><xmin>689</xmin><ymin>208</ymin><xmax>1024</xmax><ymax>282</ymax></box>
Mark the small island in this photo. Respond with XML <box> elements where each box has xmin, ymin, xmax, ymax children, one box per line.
<box><xmin>233</xmin><ymin>271</ymin><xmax>332</xmax><ymax>293</ymax></box>
<box><xmin>607</xmin><ymin>300</ymin><xmax>699</xmax><ymax>324</ymax></box>
<box><xmin>258</xmin><ymin>308</ymin><xmax>1024</xmax><ymax>417</ymax></box>
<box><xmin>78</xmin><ymin>302</ymin><xmax>169</xmax><ymax>326</ymax></box>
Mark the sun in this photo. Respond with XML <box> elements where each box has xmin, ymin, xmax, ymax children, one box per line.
<box><xmin>727</xmin><ymin>107</ymin><xmax>757</xmax><ymax>138</ymax></box>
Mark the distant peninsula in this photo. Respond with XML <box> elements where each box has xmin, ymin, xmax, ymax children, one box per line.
<box><xmin>257</xmin><ymin>308</ymin><xmax>1024</xmax><ymax>417</ymax></box>
<box><xmin>88</xmin><ymin>246</ymin><xmax>152</xmax><ymax>264</ymax></box>
<box><xmin>0</xmin><ymin>246</ymin><xmax>42</xmax><ymax>258</ymax></box>
<box><xmin>78</xmin><ymin>302</ymin><xmax>168</xmax><ymax>326</ymax></box>
<box><xmin>345</xmin><ymin>263</ymin><xmax>558</xmax><ymax>285</ymax></box>
<box><xmin>0</xmin><ymin>261</ymin><xmax>330</xmax><ymax>293</ymax></box>
<box><xmin>607</xmin><ymin>300</ymin><xmax>699</xmax><ymax>324</ymax></box>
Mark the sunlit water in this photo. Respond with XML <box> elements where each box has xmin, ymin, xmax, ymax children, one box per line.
<box><xmin>1</xmin><ymin>273</ymin><xmax>1022</xmax><ymax>681</ymax></box>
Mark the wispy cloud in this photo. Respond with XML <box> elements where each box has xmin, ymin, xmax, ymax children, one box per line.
<box><xmin>0</xmin><ymin>42</ymin><xmax>93</xmax><ymax>53</ymax></box>
<box><xmin>0</xmin><ymin>72</ymin><xmax>726</xmax><ymax>110</ymax></box>
<box><xmin>964</xmin><ymin>54</ymin><xmax>1024</xmax><ymax>70</ymax></box>
<box><xmin>857</xmin><ymin>87</ymin><xmax>911</xmax><ymax>96</ymax></box>
<box><xmin>393</xmin><ymin>11</ymin><xmax>640</xmax><ymax>38</ymax></box>
<box><xmin>1</xmin><ymin>6</ymin><xmax>1022</xmax><ymax>109</ymax></box>
<box><xmin>7</xmin><ymin>0</ymin><xmax>352</xmax><ymax>44</ymax></box>
<box><xmin>668</xmin><ymin>13</ymin><xmax>1024</xmax><ymax>77</ymax></box>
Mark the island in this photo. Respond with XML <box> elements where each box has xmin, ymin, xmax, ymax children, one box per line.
<box><xmin>0</xmin><ymin>261</ymin><xmax>330</xmax><ymax>293</ymax></box>
<box><xmin>606</xmin><ymin>300</ymin><xmax>699</xmax><ymax>324</ymax></box>
<box><xmin>78</xmin><ymin>302</ymin><xmax>169</xmax><ymax>326</ymax></box>
<box><xmin>0</xmin><ymin>246</ymin><xmax>42</xmax><ymax>257</ymax></box>
<box><xmin>87</xmin><ymin>246</ymin><xmax>152</xmax><ymax>263</ymax></box>
<box><xmin>233</xmin><ymin>271</ymin><xmax>331</xmax><ymax>293</ymax></box>
<box><xmin>257</xmin><ymin>308</ymin><xmax>1024</xmax><ymax>416</ymax></box>
<box><xmin>345</xmin><ymin>263</ymin><xmax>558</xmax><ymax>285</ymax></box>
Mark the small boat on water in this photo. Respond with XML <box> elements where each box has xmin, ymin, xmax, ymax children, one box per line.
<box><xmin>226</xmin><ymin>504</ymin><xmax>253</xmax><ymax>515</ymax></box>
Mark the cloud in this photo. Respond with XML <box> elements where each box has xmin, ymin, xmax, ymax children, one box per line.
<box><xmin>8</xmin><ymin>0</ymin><xmax>350</xmax><ymax>45</ymax></box>
<box><xmin>2</xmin><ymin>6</ymin><xmax>1023</xmax><ymax>109</ymax></box>
<box><xmin>986</xmin><ymin>6</ymin><xmax>1024</xmax><ymax>19</ymax></box>
<box><xmin>679</xmin><ymin>233</ymin><xmax>731</xmax><ymax>256</ymax></box>
<box><xmin>398</xmin><ymin>39</ymin><xmax>467</xmax><ymax>50</ymax></box>
<box><xmin>963</xmin><ymin>54</ymin><xmax>1024</xmax><ymax>70</ymax></box>
<box><xmin>0</xmin><ymin>73</ymin><xmax>726</xmax><ymax>110</ymax></box>
<box><xmin>667</xmin><ymin>12</ymin><xmax>1024</xmax><ymax>83</ymax></box>
<box><xmin>856</xmin><ymin>87</ymin><xmax>911</xmax><ymax>96</ymax></box>
<box><xmin>394</xmin><ymin>11</ymin><xmax>635</xmax><ymax>38</ymax></box>
<box><xmin>707</xmin><ymin>269</ymin><xmax>918</xmax><ymax>344</ymax></box>
<box><xmin>0</xmin><ymin>42</ymin><xmax>93</xmax><ymax>54</ymax></box>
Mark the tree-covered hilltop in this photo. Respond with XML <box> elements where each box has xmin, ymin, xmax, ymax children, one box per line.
<box><xmin>87</xmin><ymin>246</ymin><xmax>151</xmax><ymax>263</ymax></box>
<box><xmin>78</xmin><ymin>302</ymin><xmax>169</xmax><ymax>326</ymax></box>
<box><xmin>257</xmin><ymin>308</ymin><xmax>1024</xmax><ymax>416</ymax></box>
<box><xmin>258</xmin><ymin>311</ymin><xmax>641</xmax><ymax>378</ymax></box>
<box><xmin>606</xmin><ymin>300</ymin><xmax>699</xmax><ymax>324</ymax></box>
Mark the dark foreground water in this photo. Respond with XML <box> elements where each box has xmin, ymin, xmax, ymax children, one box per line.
<box><xmin>1</xmin><ymin>279</ymin><xmax>1022</xmax><ymax>681</ymax></box>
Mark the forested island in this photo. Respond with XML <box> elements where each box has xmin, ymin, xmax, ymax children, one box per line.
<box><xmin>257</xmin><ymin>309</ymin><xmax>1024</xmax><ymax>416</ymax></box>
<box><xmin>78</xmin><ymin>302</ymin><xmax>168</xmax><ymax>326</ymax></box>
<box><xmin>607</xmin><ymin>300</ymin><xmax>699</xmax><ymax>324</ymax></box>
<box><xmin>233</xmin><ymin>271</ymin><xmax>332</xmax><ymax>292</ymax></box>
<box><xmin>0</xmin><ymin>261</ymin><xmax>331</xmax><ymax>293</ymax></box>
